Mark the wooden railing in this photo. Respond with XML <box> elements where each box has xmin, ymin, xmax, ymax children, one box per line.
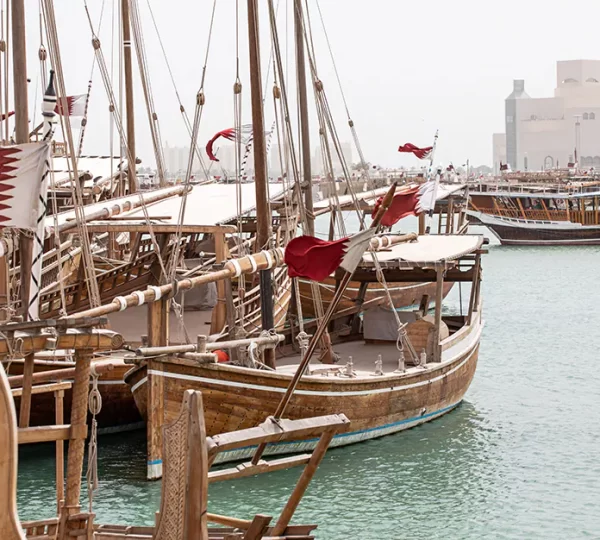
<box><xmin>475</xmin><ymin>207</ymin><xmax>600</xmax><ymax>225</ymax></box>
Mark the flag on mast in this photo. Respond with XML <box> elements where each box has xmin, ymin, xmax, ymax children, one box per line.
<box><xmin>54</xmin><ymin>94</ymin><xmax>86</xmax><ymax>117</ymax></box>
<box><xmin>284</xmin><ymin>228</ymin><xmax>375</xmax><ymax>282</ymax></box>
<box><xmin>371</xmin><ymin>183</ymin><xmax>437</xmax><ymax>227</ymax></box>
<box><xmin>398</xmin><ymin>143</ymin><xmax>433</xmax><ymax>160</ymax></box>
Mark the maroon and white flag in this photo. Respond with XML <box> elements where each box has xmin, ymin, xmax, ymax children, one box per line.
<box><xmin>0</xmin><ymin>142</ymin><xmax>51</xmax><ymax>229</ymax></box>
<box><xmin>398</xmin><ymin>143</ymin><xmax>433</xmax><ymax>160</ymax></box>
<box><xmin>285</xmin><ymin>229</ymin><xmax>375</xmax><ymax>282</ymax></box>
<box><xmin>206</xmin><ymin>125</ymin><xmax>254</xmax><ymax>162</ymax></box>
<box><xmin>371</xmin><ymin>182</ymin><xmax>437</xmax><ymax>227</ymax></box>
<box><xmin>54</xmin><ymin>94</ymin><xmax>86</xmax><ymax>117</ymax></box>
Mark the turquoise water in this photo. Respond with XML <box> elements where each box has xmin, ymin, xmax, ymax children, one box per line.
<box><xmin>16</xmin><ymin>226</ymin><xmax>600</xmax><ymax>538</ymax></box>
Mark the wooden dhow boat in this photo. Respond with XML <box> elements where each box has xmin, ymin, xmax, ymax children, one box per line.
<box><xmin>120</xmin><ymin>228</ymin><xmax>485</xmax><ymax>473</ymax></box>
<box><xmin>468</xmin><ymin>181</ymin><xmax>600</xmax><ymax>245</ymax></box>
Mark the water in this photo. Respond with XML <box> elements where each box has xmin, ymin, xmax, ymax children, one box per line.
<box><xmin>15</xmin><ymin>227</ymin><xmax>600</xmax><ymax>539</ymax></box>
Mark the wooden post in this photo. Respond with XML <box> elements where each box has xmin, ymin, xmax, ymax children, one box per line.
<box><xmin>18</xmin><ymin>353</ymin><xmax>34</xmax><ymax>427</ymax></box>
<box><xmin>18</xmin><ymin>232</ymin><xmax>33</xmax><ymax>319</ymax></box>
<box><xmin>294</xmin><ymin>0</ymin><xmax>314</xmax><ymax>237</ymax></box>
<box><xmin>183</xmin><ymin>392</ymin><xmax>209</xmax><ymax>539</ymax></box>
<box><xmin>445</xmin><ymin>197</ymin><xmax>454</xmax><ymax>234</ymax></box>
<box><xmin>121</xmin><ymin>0</ymin><xmax>137</xmax><ymax>193</ymax></box>
<box><xmin>247</xmin><ymin>0</ymin><xmax>275</xmax><ymax>369</ymax></box>
<box><xmin>467</xmin><ymin>254</ymin><xmax>481</xmax><ymax>324</ymax></box>
<box><xmin>62</xmin><ymin>350</ymin><xmax>92</xmax><ymax>515</ymax></box>
<box><xmin>595</xmin><ymin>196</ymin><xmax>599</xmax><ymax>225</ymax></box>
<box><xmin>210</xmin><ymin>232</ymin><xmax>227</xmax><ymax>335</ymax></box>
<box><xmin>55</xmin><ymin>388</ymin><xmax>65</xmax><ymax>512</ymax></box>
<box><xmin>432</xmin><ymin>265</ymin><xmax>444</xmax><ymax>363</ymax></box>
<box><xmin>147</xmin><ymin>297</ymin><xmax>168</xmax><ymax>480</ymax></box>
<box><xmin>271</xmin><ymin>429</ymin><xmax>336</xmax><ymax>536</ymax></box>
<box><xmin>0</xmin><ymin>254</ymin><xmax>9</xmax><ymax>322</ymax></box>
<box><xmin>418</xmin><ymin>212</ymin><xmax>425</xmax><ymax>235</ymax></box>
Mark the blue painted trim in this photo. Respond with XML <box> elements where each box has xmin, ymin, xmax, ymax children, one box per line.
<box><xmin>148</xmin><ymin>459</ymin><xmax>162</xmax><ymax>465</ymax></box>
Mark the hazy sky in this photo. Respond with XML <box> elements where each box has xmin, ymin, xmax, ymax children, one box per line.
<box><xmin>18</xmin><ymin>0</ymin><xmax>600</xmax><ymax>169</ymax></box>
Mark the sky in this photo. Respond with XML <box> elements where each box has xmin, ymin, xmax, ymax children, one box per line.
<box><xmin>17</xmin><ymin>0</ymin><xmax>600</xmax><ymax>170</ymax></box>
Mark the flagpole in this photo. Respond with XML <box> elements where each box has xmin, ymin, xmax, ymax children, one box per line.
<box><xmin>250</xmin><ymin>181</ymin><xmax>397</xmax><ymax>466</ymax></box>
<box><xmin>28</xmin><ymin>70</ymin><xmax>56</xmax><ymax>320</ymax></box>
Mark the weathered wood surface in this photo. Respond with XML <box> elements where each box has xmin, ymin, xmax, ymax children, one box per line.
<box><xmin>0</xmin><ymin>362</ymin><xmax>25</xmax><ymax>539</ymax></box>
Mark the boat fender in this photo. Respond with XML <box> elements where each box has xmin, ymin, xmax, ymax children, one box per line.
<box><xmin>214</xmin><ymin>349</ymin><xmax>229</xmax><ymax>363</ymax></box>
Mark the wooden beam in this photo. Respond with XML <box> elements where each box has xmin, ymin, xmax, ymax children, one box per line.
<box><xmin>207</xmin><ymin>414</ymin><xmax>349</xmax><ymax>455</ymax></box>
<box><xmin>208</xmin><ymin>454</ymin><xmax>312</xmax><ymax>483</ymax></box>
<box><xmin>0</xmin><ymin>329</ymin><xmax>123</xmax><ymax>357</ymax></box>
<box><xmin>337</xmin><ymin>266</ymin><xmax>475</xmax><ymax>283</ymax></box>
<box><xmin>18</xmin><ymin>425</ymin><xmax>72</xmax><ymax>445</ymax></box>
<box><xmin>11</xmin><ymin>381</ymin><xmax>71</xmax><ymax>397</ymax></box>
<box><xmin>8</xmin><ymin>361</ymin><xmax>114</xmax><ymax>388</ymax></box>
<box><xmin>55</xmin><ymin>389</ymin><xmax>65</xmax><ymax>512</ymax></box>
<box><xmin>81</xmin><ymin>222</ymin><xmax>237</xmax><ymax>234</ymax></box>
<box><xmin>271</xmin><ymin>429</ymin><xmax>336</xmax><ymax>536</ymax></box>
<box><xmin>121</xmin><ymin>0</ymin><xmax>137</xmax><ymax>193</ymax></box>
<box><xmin>211</xmin><ymin>233</ymin><xmax>227</xmax><ymax>335</ymax></box>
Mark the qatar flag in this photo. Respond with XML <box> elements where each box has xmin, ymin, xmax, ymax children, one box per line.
<box><xmin>372</xmin><ymin>182</ymin><xmax>437</xmax><ymax>227</ymax></box>
<box><xmin>285</xmin><ymin>228</ymin><xmax>375</xmax><ymax>282</ymax></box>
<box><xmin>54</xmin><ymin>94</ymin><xmax>86</xmax><ymax>117</ymax></box>
<box><xmin>398</xmin><ymin>143</ymin><xmax>433</xmax><ymax>160</ymax></box>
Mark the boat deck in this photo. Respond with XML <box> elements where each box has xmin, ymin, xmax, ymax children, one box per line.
<box><xmin>277</xmin><ymin>340</ymin><xmax>423</xmax><ymax>379</ymax></box>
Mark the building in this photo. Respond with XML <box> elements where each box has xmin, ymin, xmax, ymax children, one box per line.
<box><xmin>500</xmin><ymin>60</ymin><xmax>600</xmax><ymax>171</ymax></box>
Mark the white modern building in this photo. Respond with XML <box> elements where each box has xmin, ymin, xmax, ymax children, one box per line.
<box><xmin>498</xmin><ymin>60</ymin><xmax>600</xmax><ymax>171</ymax></box>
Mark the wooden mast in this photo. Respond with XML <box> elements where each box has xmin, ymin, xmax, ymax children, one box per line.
<box><xmin>294</xmin><ymin>0</ymin><xmax>314</xmax><ymax>236</ymax></box>
<box><xmin>121</xmin><ymin>0</ymin><xmax>137</xmax><ymax>194</ymax></box>
<box><xmin>247</xmin><ymin>0</ymin><xmax>275</xmax><ymax>368</ymax></box>
<box><xmin>11</xmin><ymin>0</ymin><xmax>33</xmax><ymax>323</ymax></box>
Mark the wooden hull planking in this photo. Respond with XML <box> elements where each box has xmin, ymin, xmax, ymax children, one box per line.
<box><xmin>127</xmin><ymin>312</ymin><xmax>482</xmax><ymax>471</ymax></box>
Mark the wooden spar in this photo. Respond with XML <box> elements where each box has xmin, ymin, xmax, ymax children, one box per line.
<box><xmin>247</xmin><ymin>0</ymin><xmax>275</xmax><ymax>369</ymax></box>
<box><xmin>250</xmin><ymin>182</ymin><xmax>397</xmax><ymax>465</ymax></box>
<box><xmin>0</xmin><ymin>330</ymin><xmax>123</xmax><ymax>356</ymax></box>
<box><xmin>121</xmin><ymin>0</ymin><xmax>137</xmax><ymax>194</ymax></box>
<box><xmin>66</xmin><ymin>247</ymin><xmax>284</xmax><ymax>320</ymax></box>
<box><xmin>55</xmin><ymin>185</ymin><xmax>187</xmax><ymax>234</ymax></box>
<box><xmin>135</xmin><ymin>333</ymin><xmax>283</xmax><ymax>357</ymax></box>
<box><xmin>13</xmin><ymin>0</ymin><xmax>32</xmax><ymax>325</ymax></box>
<box><xmin>271</xmin><ymin>428</ymin><xmax>335</xmax><ymax>536</ymax></box>
<box><xmin>294</xmin><ymin>0</ymin><xmax>314</xmax><ymax>237</ymax></box>
<box><xmin>418</xmin><ymin>212</ymin><xmax>426</xmax><ymax>235</ymax></box>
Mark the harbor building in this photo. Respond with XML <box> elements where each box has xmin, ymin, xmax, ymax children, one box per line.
<box><xmin>496</xmin><ymin>60</ymin><xmax>600</xmax><ymax>171</ymax></box>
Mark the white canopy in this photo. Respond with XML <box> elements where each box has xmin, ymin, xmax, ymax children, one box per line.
<box><xmin>364</xmin><ymin>234</ymin><xmax>483</xmax><ymax>264</ymax></box>
<box><xmin>51</xmin><ymin>156</ymin><xmax>127</xmax><ymax>188</ymax></box>
<box><xmin>121</xmin><ymin>182</ymin><xmax>288</xmax><ymax>226</ymax></box>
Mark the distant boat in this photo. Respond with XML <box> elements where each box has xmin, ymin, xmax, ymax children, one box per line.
<box><xmin>468</xmin><ymin>181</ymin><xmax>600</xmax><ymax>245</ymax></box>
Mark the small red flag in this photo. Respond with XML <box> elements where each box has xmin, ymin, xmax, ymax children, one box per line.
<box><xmin>398</xmin><ymin>143</ymin><xmax>433</xmax><ymax>160</ymax></box>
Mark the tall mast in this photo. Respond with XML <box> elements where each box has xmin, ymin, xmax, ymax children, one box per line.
<box><xmin>247</xmin><ymin>0</ymin><xmax>275</xmax><ymax>368</ymax></box>
<box><xmin>11</xmin><ymin>0</ymin><xmax>32</xmax><ymax>318</ymax></box>
<box><xmin>294</xmin><ymin>0</ymin><xmax>314</xmax><ymax>236</ymax></box>
<box><xmin>11</xmin><ymin>0</ymin><xmax>27</xmax><ymax>143</ymax></box>
<box><xmin>121</xmin><ymin>0</ymin><xmax>137</xmax><ymax>193</ymax></box>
